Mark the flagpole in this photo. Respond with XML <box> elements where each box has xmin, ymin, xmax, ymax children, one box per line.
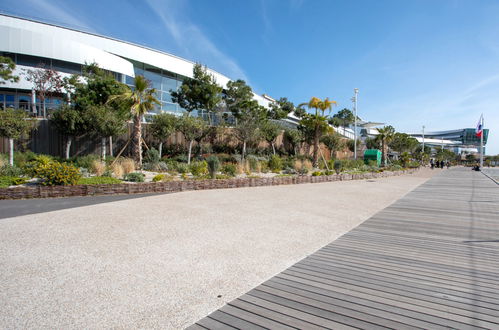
<box><xmin>480</xmin><ymin>115</ymin><xmax>484</xmax><ymax>168</ymax></box>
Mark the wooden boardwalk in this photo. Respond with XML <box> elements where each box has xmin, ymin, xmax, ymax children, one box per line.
<box><xmin>189</xmin><ymin>168</ymin><xmax>499</xmax><ymax>329</ymax></box>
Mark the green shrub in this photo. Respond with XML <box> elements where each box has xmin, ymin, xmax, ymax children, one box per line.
<box><xmin>206</xmin><ymin>155</ymin><xmax>220</xmax><ymax>179</ymax></box>
<box><xmin>268</xmin><ymin>155</ymin><xmax>283</xmax><ymax>172</ymax></box>
<box><xmin>221</xmin><ymin>163</ymin><xmax>237</xmax><ymax>177</ymax></box>
<box><xmin>124</xmin><ymin>172</ymin><xmax>145</xmax><ymax>182</ymax></box>
<box><xmin>13</xmin><ymin>151</ymin><xmax>37</xmax><ymax>168</ymax></box>
<box><xmin>215</xmin><ymin>153</ymin><xmax>238</xmax><ymax>163</ymax></box>
<box><xmin>247</xmin><ymin>155</ymin><xmax>259</xmax><ymax>172</ymax></box>
<box><xmin>259</xmin><ymin>161</ymin><xmax>269</xmax><ymax>173</ymax></box>
<box><xmin>104</xmin><ymin>156</ymin><xmax>116</xmax><ymax>166</ymax></box>
<box><xmin>176</xmin><ymin>162</ymin><xmax>189</xmax><ymax>174</ymax></box>
<box><xmin>407</xmin><ymin>160</ymin><xmax>420</xmax><ymax>169</ymax></box>
<box><xmin>189</xmin><ymin>161</ymin><xmax>208</xmax><ymax>177</ymax></box>
<box><xmin>333</xmin><ymin>160</ymin><xmax>342</xmax><ymax>174</ymax></box>
<box><xmin>216</xmin><ymin>174</ymin><xmax>231</xmax><ymax>179</ymax></box>
<box><xmin>144</xmin><ymin>148</ymin><xmax>160</xmax><ymax>164</ymax></box>
<box><xmin>77</xmin><ymin>176</ymin><xmax>122</xmax><ymax>185</ymax></box>
<box><xmin>23</xmin><ymin>155</ymin><xmax>53</xmax><ymax>177</ymax></box>
<box><xmin>282</xmin><ymin>157</ymin><xmax>295</xmax><ymax>169</ymax></box>
<box><xmin>0</xmin><ymin>165</ymin><xmax>23</xmax><ymax>177</ymax></box>
<box><xmin>0</xmin><ymin>176</ymin><xmax>27</xmax><ymax>188</ymax></box>
<box><xmin>0</xmin><ymin>176</ymin><xmax>14</xmax><ymax>188</ymax></box>
<box><xmin>37</xmin><ymin>161</ymin><xmax>81</xmax><ymax>186</ymax></box>
<box><xmin>75</xmin><ymin>154</ymin><xmax>101</xmax><ymax>170</ymax></box>
<box><xmin>312</xmin><ymin>171</ymin><xmax>323</xmax><ymax>176</ymax></box>
<box><xmin>152</xmin><ymin>174</ymin><xmax>165</xmax><ymax>182</ymax></box>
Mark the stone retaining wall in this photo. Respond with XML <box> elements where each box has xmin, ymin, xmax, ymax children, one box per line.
<box><xmin>0</xmin><ymin>169</ymin><xmax>417</xmax><ymax>200</ymax></box>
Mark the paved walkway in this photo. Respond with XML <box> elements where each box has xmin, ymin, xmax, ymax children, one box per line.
<box><xmin>0</xmin><ymin>169</ymin><xmax>434</xmax><ymax>329</ymax></box>
<box><xmin>190</xmin><ymin>168</ymin><xmax>499</xmax><ymax>329</ymax></box>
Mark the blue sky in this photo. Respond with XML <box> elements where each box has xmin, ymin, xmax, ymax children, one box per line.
<box><xmin>2</xmin><ymin>0</ymin><xmax>499</xmax><ymax>153</ymax></box>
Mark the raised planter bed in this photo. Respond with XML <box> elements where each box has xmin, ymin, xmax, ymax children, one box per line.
<box><xmin>0</xmin><ymin>169</ymin><xmax>417</xmax><ymax>200</ymax></box>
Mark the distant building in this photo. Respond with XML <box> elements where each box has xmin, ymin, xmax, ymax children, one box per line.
<box><xmin>408</xmin><ymin>129</ymin><xmax>489</xmax><ymax>154</ymax></box>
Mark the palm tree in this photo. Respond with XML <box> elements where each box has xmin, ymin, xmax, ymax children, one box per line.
<box><xmin>299</xmin><ymin>97</ymin><xmax>337</xmax><ymax>166</ymax></box>
<box><xmin>375</xmin><ymin>125</ymin><xmax>395</xmax><ymax>166</ymax></box>
<box><xmin>108</xmin><ymin>75</ymin><xmax>160</xmax><ymax>166</ymax></box>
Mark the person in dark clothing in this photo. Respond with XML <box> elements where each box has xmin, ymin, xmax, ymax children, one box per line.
<box><xmin>440</xmin><ymin>160</ymin><xmax>445</xmax><ymax>168</ymax></box>
<box><xmin>430</xmin><ymin>159</ymin><xmax>434</xmax><ymax>169</ymax></box>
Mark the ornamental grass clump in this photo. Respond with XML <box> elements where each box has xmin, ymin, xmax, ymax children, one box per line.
<box><xmin>110</xmin><ymin>163</ymin><xmax>124</xmax><ymax>179</ymax></box>
<box><xmin>119</xmin><ymin>158</ymin><xmax>136</xmax><ymax>175</ymax></box>
<box><xmin>206</xmin><ymin>155</ymin><xmax>220</xmax><ymax>179</ymax></box>
<box><xmin>37</xmin><ymin>161</ymin><xmax>81</xmax><ymax>186</ymax></box>
<box><xmin>91</xmin><ymin>160</ymin><xmax>106</xmax><ymax>176</ymax></box>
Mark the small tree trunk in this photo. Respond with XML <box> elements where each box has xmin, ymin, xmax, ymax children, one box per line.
<box><xmin>101</xmin><ymin>137</ymin><xmax>107</xmax><ymax>160</ymax></box>
<box><xmin>187</xmin><ymin>140</ymin><xmax>193</xmax><ymax>164</ymax></box>
<box><xmin>65</xmin><ymin>136</ymin><xmax>73</xmax><ymax>160</ymax></box>
<box><xmin>42</xmin><ymin>98</ymin><xmax>46</xmax><ymax>118</ymax></box>
<box><xmin>109</xmin><ymin>136</ymin><xmax>113</xmax><ymax>157</ymax></box>
<box><xmin>272</xmin><ymin>142</ymin><xmax>276</xmax><ymax>155</ymax></box>
<box><xmin>242</xmin><ymin>141</ymin><xmax>247</xmax><ymax>161</ymax></box>
<box><xmin>158</xmin><ymin>142</ymin><xmax>163</xmax><ymax>159</ymax></box>
<box><xmin>8</xmin><ymin>138</ymin><xmax>14</xmax><ymax>166</ymax></box>
<box><xmin>132</xmin><ymin>115</ymin><xmax>143</xmax><ymax>166</ymax></box>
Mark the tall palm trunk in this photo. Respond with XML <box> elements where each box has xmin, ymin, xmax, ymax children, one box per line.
<box><xmin>132</xmin><ymin>115</ymin><xmax>142</xmax><ymax>166</ymax></box>
<box><xmin>312</xmin><ymin>126</ymin><xmax>320</xmax><ymax>167</ymax></box>
<box><xmin>382</xmin><ymin>140</ymin><xmax>387</xmax><ymax>166</ymax></box>
<box><xmin>158</xmin><ymin>142</ymin><xmax>163</xmax><ymax>159</ymax></box>
<box><xmin>101</xmin><ymin>137</ymin><xmax>107</xmax><ymax>160</ymax></box>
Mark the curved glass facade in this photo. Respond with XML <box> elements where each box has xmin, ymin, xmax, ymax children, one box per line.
<box><xmin>126</xmin><ymin>59</ymin><xmax>185</xmax><ymax>115</ymax></box>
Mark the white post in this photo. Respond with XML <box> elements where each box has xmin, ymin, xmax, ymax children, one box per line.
<box><xmin>8</xmin><ymin>138</ymin><xmax>14</xmax><ymax>166</ymax></box>
<box><xmin>480</xmin><ymin>116</ymin><xmax>484</xmax><ymax>168</ymax></box>
<box><xmin>31</xmin><ymin>89</ymin><xmax>37</xmax><ymax>115</ymax></box>
<box><xmin>422</xmin><ymin>125</ymin><xmax>425</xmax><ymax>152</ymax></box>
<box><xmin>353</xmin><ymin>88</ymin><xmax>359</xmax><ymax>160</ymax></box>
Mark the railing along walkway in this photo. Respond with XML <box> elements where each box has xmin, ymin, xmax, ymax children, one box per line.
<box><xmin>189</xmin><ymin>168</ymin><xmax>499</xmax><ymax>329</ymax></box>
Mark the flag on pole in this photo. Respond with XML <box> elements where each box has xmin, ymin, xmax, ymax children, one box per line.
<box><xmin>475</xmin><ymin>114</ymin><xmax>483</xmax><ymax>138</ymax></box>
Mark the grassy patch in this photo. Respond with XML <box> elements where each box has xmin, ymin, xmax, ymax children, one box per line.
<box><xmin>77</xmin><ymin>176</ymin><xmax>123</xmax><ymax>185</ymax></box>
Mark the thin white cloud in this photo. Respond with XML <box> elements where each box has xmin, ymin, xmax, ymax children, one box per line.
<box><xmin>260</xmin><ymin>0</ymin><xmax>272</xmax><ymax>44</ymax></box>
<box><xmin>144</xmin><ymin>0</ymin><xmax>249</xmax><ymax>82</ymax></box>
<box><xmin>289</xmin><ymin>0</ymin><xmax>305</xmax><ymax>12</ymax></box>
<box><xmin>24</xmin><ymin>0</ymin><xmax>93</xmax><ymax>31</ymax></box>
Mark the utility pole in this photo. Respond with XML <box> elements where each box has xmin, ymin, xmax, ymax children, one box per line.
<box><xmin>422</xmin><ymin>125</ymin><xmax>425</xmax><ymax>164</ymax></box>
<box><xmin>480</xmin><ymin>115</ymin><xmax>484</xmax><ymax>168</ymax></box>
<box><xmin>422</xmin><ymin>125</ymin><xmax>425</xmax><ymax>152</ymax></box>
<box><xmin>352</xmin><ymin>88</ymin><xmax>359</xmax><ymax>160</ymax></box>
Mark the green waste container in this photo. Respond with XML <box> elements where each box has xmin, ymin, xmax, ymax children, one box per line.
<box><xmin>364</xmin><ymin>149</ymin><xmax>382</xmax><ymax>166</ymax></box>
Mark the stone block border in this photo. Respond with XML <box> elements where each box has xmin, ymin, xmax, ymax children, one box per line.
<box><xmin>0</xmin><ymin>169</ymin><xmax>417</xmax><ymax>200</ymax></box>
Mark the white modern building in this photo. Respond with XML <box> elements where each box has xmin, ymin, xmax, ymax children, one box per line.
<box><xmin>0</xmin><ymin>14</ymin><xmax>272</xmax><ymax>118</ymax></box>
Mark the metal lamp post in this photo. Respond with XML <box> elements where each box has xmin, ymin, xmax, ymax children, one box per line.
<box><xmin>352</xmin><ymin>88</ymin><xmax>359</xmax><ymax>160</ymax></box>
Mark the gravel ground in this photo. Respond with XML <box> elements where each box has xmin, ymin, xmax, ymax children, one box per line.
<box><xmin>0</xmin><ymin>169</ymin><xmax>436</xmax><ymax>329</ymax></box>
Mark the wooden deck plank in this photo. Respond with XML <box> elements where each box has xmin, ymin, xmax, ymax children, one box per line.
<box><xmin>190</xmin><ymin>168</ymin><xmax>499</xmax><ymax>328</ymax></box>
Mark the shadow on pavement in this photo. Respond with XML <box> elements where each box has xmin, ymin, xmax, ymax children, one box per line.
<box><xmin>0</xmin><ymin>193</ymin><xmax>161</xmax><ymax>219</ymax></box>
